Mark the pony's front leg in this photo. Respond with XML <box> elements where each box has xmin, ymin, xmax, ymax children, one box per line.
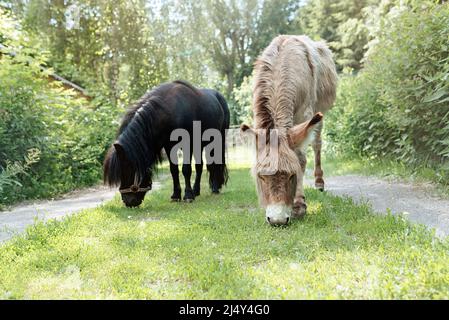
<box><xmin>182</xmin><ymin>163</ymin><xmax>195</xmax><ymax>202</ymax></box>
<box><xmin>292</xmin><ymin>150</ymin><xmax>307</xmax><ymax>218</ymax></box>
<box><xmin>169</xmin><ymin>161</ymin><xmax>182</xmax><ymax>201</ymax></box>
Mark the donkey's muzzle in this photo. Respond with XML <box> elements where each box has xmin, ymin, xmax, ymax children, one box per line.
<box><xmin>266</xmin><ymin>204</ymin><xmax>291</xmax><ymax>226</ymax></box>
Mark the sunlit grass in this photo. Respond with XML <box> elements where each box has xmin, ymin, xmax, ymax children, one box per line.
<box><xmin>0</xmin><ymin>165</ymin><xmax>448</xmax><ymax>299</ymax></box>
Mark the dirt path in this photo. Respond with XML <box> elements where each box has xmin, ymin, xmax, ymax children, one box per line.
<box><xmin>0</xmin><ymin>186</ymin><xmax>117</xmax><ymax>242</ymax></box>
<box><xmin>1</xmin><ymin>181</ymin><xmax>166</xmax><ymax>243</ymax></box>
<box><xmin>306</xmin><ymin>175</ymin><xmax>449</xmax><ymax>238</ymax></box>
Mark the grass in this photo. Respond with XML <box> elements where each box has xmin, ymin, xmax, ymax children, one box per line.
<box><xmin>0</xmin><ymin>164</ymin><xmax>448</xmax><ymax>299</ymax></box>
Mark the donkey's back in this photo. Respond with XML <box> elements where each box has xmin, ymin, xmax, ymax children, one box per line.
<box><xmin>254</xmin><ymin>35</ymin><xmax>337</xmax><ymax>126</ymax></box>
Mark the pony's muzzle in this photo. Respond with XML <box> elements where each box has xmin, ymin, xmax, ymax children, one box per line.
<box><xmin>266</xmin><ymin>204</ymin><xmax>291</xmax><ymax>226</ymax></box>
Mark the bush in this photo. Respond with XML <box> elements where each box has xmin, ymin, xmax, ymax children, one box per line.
<box><xmin>0</xmin><ymin>9</ymin><xmax>118</xmax><ymax>205</ymax></box>
<box><xmin>325</xmin><ymin>1</ymin><xmax>449</xmax><ymax>184</ymax></box>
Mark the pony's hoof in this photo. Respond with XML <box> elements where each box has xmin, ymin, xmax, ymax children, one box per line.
<box><xmin>183</xmin><ymin>198</ymin><xmax>194</xmax><ymax>203</ymax></box>
<box><xmin>292</xmin><ymin>202</ymin><xmax>307</xmax><ymax>219</ymax></box>
<box><xmin>171</xmin><ymin>198</ymin><xmax>181</xmax><ymax>202</ymax></box>
<box><xmin>211</xmin><ymin>189</ymin><xmax>220</xmax><ymax>194</ymax></box>
<box><xmin>193</xmin><ymin>189</ymin><xmax>201</xmax><ymax>197</ymax></box>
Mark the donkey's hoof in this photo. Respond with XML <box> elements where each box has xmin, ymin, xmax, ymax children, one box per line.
<box><xmin>315</xmin><ymin>181</ymin><xmax>325</xmax><ymax>192</ymax></box>
<box><xmin>183</xmin><ymin>197</ymin><xmax>194</xmax><ymax>203</ymax></box>
<box><xmin>292</xmin><ymin>202</ymin><xmax>307</xmax><ymax>219</ymax></box>
<box><xmin>171</xmin><ymin>198</ymin><xmax>181</xmax><ymax>202</ymax></box>
<box><xmin>212</xmin><ymin>190</ymin><xmax>220</xmax><ymax>194</ymax></box>
<box><xmin>193</xmin><ymin>189</ymin><xmax>201</xmax><ymax>197</ymax></box>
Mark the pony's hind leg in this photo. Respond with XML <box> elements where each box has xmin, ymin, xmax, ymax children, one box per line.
<box><xmin>313</xmin><ymin>123</ymin><xmax>324</xmax><ymax>191</ymax></box>
<box><xmin>193</xmin><ymin>150</ymin><xmax>203</xmax><ymax>197</ymax></box>
<box><xmin>193</xmin><ymin>163</ymin><xmax>203</xmax><ymax>196</ymax></box>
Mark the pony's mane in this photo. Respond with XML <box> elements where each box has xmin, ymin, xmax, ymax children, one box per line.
<box><xmin>172</xmin><ymin>80</ymin><xmax>201</xmax><ymax>95</ymax></box>
<box><xmin>103</xmin><ymin>93</ymin><xmax>164</xmax><ymax>187</ymax></box>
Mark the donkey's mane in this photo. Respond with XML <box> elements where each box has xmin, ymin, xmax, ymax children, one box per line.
<box><xmin>254</xmin><ymin>36</ymin><xmax>290</xmax><ymax>130</ymax></box>
<box><xmin>253</xmin><ymin>36</ymin><xmax>319</xmax><ymax>130</ymax></box>
<box><xmin>250</xmin><ymin>35</ymin><xmax>337</xmax><ymax>176</ymax></box>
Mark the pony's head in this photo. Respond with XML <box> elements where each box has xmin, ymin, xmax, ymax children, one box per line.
<box><xmin>103</xmin><ymin>143</ymin><xmax>152</xmax><ymax>207</ymax></box>
<box><xmin>103</xmin><ymin>96</ymin><xmax>162</xmax><ymax>207</ymax></box>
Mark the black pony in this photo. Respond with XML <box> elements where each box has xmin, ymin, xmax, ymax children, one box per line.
<box><xmin>103</xmin><ymin>80</ymin><xmax>230</xmax><ymax>207</ymax></box>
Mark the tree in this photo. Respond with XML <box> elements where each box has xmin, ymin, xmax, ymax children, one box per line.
<box><xmin>297</xmin><ymin>0</ymin><xmax>379</xmax><ymax>71</ymax></box>
<box><xmin>11</xmin><ymin>0</ymin><xmax>169</xmax><ymax>106</ymax></box>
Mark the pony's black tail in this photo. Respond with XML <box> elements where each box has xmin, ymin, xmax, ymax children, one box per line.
<box><xmin>206</xmin><ymin>129</ymin><xmax>229</xmax><ymax>193</ymax></box>
<box><xmin>207</xmin><ymin>163</ymin><xmax>228</xmax><ymax>193</ymax></box>
<box><xmin>208</xmin><ymin>91</ymin><xmax>230</xmax><ymax>193</ymax></box>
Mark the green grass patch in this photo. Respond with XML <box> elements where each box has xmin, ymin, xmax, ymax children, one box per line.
<box><xmin>0</xmin><ymin>165</ymin><xmax>448</xmax><ymax>299</ymax></box>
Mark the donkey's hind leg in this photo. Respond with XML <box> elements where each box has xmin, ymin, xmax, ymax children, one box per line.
<box><xmin>313</xmin><ymin>122</ymin><xmax>325</xmax><ymax>191</ymax></box>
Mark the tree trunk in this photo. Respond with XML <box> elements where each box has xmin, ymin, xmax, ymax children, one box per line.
<box><xmin>225</xmin><ymin>71</ymin><xmax>234</xmax><ymax>100</ymax></box>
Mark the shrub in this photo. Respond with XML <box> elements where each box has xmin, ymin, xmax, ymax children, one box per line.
<box><xmin>325</xmin><ymin>1</ymin><xmax>449</xmax><ymax>184</ymax></box>
<box><xmin>0</xmin><ymin>8</ymin><xmax>118</xmax><ymax>205</ymax></box>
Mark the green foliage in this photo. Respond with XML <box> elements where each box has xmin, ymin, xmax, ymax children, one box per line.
<box><xmin>0</xmin><ymin>149</ymin><xmax>40</xmax><ymax>206</ymax></box>
<box><xmin>0</xmin><ymin>8</ymin><xmax>118</xmax><ymax>205</ymax></box>
<box><xmin>12</xmin><ymin>0</ymin><xmax>169</xmax><ymax>106</ymax></box>
<box><xmin>298</xmin><ymin>0</ymin><xmax>380</xmax><ymax>70</ymax></box>
<box><xmin>325</xmin><ymin>1</ymin><xmax>449</xmax><ymax>185</ymax></box>
<box><xmin>232</xmin><ymin>75</ymin><xmax>253</xmax><ymax>125</ymax></box>
<box><xmin>0</xmin><ymin>167</ymin><xmax>448</xmax><ymax>299</ymax></box>
<box><xmin>179</xmin><ymin>0</ymin><xmax>297</xmax><ymax>118</ymax></box>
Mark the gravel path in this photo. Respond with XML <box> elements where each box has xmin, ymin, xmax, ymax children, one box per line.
<box><xmin>0</xmin><ymin>186</ymin><xmax>117</xmax><ymax>242</ymax></box>
<box><xmin>306</xmin><ymin>175</ymin><xmax>449</xmax><ymax>238</ymax></box>
<box><xmin>0</xmin><ymin>181</ymin><xmax>166</xmax><ymax>243</ymax></box>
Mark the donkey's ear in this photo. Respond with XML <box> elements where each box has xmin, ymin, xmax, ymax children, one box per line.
<box><xmin>113</xmin><ymin>142</ymin><xmax>126</xmax><ymax>161</ymax></box>
<box><xmin>240</xmin><ymin>124</ymin><xmax>256</xmax><ymax>136</ymax></box>
<box><xmin>288</xmin><ymin>112</ymin><xmax>323</xmax><ymax>149</ymax></box>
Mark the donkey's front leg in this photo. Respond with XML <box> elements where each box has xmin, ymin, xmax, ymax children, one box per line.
<box><xmin>313</xmin><ymin>122</ymin><xmax>324</xmax><ymax>191</ymax></box>
<box><xmin>292</xmin><ymin>150</ymin><xmax>307</xmax><ymax>218</ymax></box>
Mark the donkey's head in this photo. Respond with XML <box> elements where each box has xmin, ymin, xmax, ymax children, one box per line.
<box><xmin>241</xmin><ymin>113</ymin><xmax>323</xmax><ymax>226</ymax></box>
<box><xmin>103</xmin><ymin>143</ymin><xmax>152</xmax><ymax>208</ymax></box>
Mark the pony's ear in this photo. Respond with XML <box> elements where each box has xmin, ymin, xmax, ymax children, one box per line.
<box><xmin>288</xmin><ymin>112</ymin><xmax>323</xmax><ymax>149</ymax></box>
<box><xmin>113</xmin><ymin>142</ymin><xmax>126</xmax><ymax>161</ymax></box>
